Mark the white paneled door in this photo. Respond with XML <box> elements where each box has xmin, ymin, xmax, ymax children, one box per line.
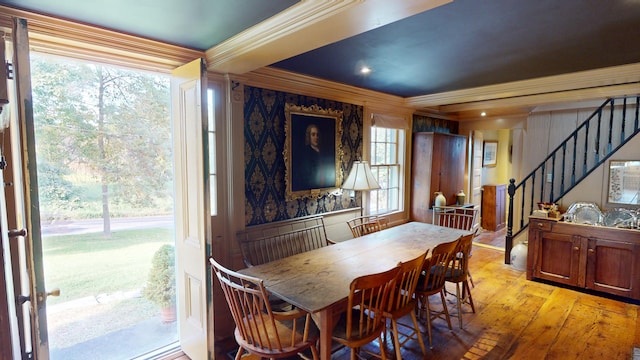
<box><xmin>171</xmin><ymin>58</ymin><xmax>211</xmax><ymax>360</ymax></box>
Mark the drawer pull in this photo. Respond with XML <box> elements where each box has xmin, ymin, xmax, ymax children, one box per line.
<box><xmin>588</xmin><ymin>248</ymin><xmax>595</xmax><ymax>254</ymax></box>
<box><xmin>573</xmin><ymin>246</ymin><xmax>579</xmax><ymax>251</ymax></box>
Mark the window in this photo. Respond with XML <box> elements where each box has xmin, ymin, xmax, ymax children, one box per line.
<box><xmin>369</xmin><ymin>126</ymin><xmax>405</xmax><ymax>215</ymax></box>
<box><xmin>207</xmin><ymin>88</ymin><xmax>217</xmax><ymax>216</ymax></box>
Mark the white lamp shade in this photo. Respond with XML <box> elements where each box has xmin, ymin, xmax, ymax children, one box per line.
<box><xmin>342</xmin><ymin>161</ymin><xmax>381</xmax><ymax>191</ymax></box>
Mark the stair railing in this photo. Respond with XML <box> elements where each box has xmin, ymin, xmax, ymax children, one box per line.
<box><xmin>505</xmin><ymin>95</ymin><xmax>640</xmax><ymax>263</ymax></box>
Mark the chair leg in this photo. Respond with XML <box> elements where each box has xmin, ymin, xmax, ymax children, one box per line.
<box><xmin>425</xmin><ymin>299</ymin><xmax>434</xmax><ymax>349</ymax></box>
<box><xmin>464</xmin><ymin>279</ymin><xmax>476</xmax><ymax>313</ymax></box>
<box><xmin>418</xmin><ymin>292</ymin><xmax>453</xmax><ymax>349</ymax></box>
<box><xmin>234</xmin><ymin>347</ymin><xmax>243</xmax><ymax>360</ymax></box>
<box><xmin>416</xmin><ymin>295</ymin><xmax>435</xmax><ymax>349</ymax></box>
<box><xmin>468</xmin><ymin>269</ymin><xmax>475</xmax><ymax>288</ymax></box>
<box><xmin>439</xmin><ymin>290</ymin><xmax>453</xmax><ymax>330</ymax></box>
<box><xmin>409</xmin><ymin>311</ymin><xmax>427</xmax><ymax>357</ymax></box>
<box><xmin>455</xmin><ymin>282</ymin><xmax>463</xmax><ymax>329</ymax></box>
<box><xmin>378</xmin><ymin>335</ymin><xmax>387</xmax><ymax>360</ymax></box>
<box><xmin>390</xmin><ymin>319</ymin><xmax>402</xmax><ymax>360</ymax></box>
<box><xmin>450</xmin><ymin>279</ymin><xmax>476</xmax><ymax>329</ymax></box>
<box><xmin>389</xmin><ymin>313</ymin><xmax>427</xmax><ymax>359</ymax></box>
<box><xmin>310</xmin><ymin>342</ymin><xmax>319</xmax><ymax>360</ymax></box>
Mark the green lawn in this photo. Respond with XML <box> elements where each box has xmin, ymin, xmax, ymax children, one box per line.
<box><xmin>42</xmin><ymin>228</ymin><xmax>174</xmax><ymax>305</ymax></box>
<box><xmin>42</xmin><ymin>227</ymin><xmax>177</xmax><ymax>349</ymax></box>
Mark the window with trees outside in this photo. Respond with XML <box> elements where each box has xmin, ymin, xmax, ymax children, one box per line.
<box><xmin>369</xmin><ymin>126</ymin><xmax>405</xmax><ymax>215</ymax></box>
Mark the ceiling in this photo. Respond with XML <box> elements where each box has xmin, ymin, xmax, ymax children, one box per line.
<box><xmin>2</xmin><ymin>0</ymin><xmax>640</xmax><ymax>119</ymax></box>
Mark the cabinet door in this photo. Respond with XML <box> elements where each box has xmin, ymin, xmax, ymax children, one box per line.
<box><xmin>496</xmin><ymin>185</ymin><xmax>506</xmax><ymax>228</ymax></box>
<box><xmin>585</xmin><ymin>238</ymin><xmax>640</xmax><ymax>299</ymax></box>
<box><xmin>410</xmin><ymin>133</ymin><xmax>434</xmax><ymax>222</ymax></box>
<box><xmin>534</xmin><ymin>232</ymin><xmax>583</xmax><ymax>287</ymax></box>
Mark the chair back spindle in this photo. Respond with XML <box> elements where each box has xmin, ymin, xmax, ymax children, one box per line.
<box><xmin>347</xmin><ymin>215</ymin><xmax>385</xmax><ymax>238</ymax></box>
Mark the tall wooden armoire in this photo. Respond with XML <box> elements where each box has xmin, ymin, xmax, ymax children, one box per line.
<box><xmin>410</xmin><ymin>132</ymin><xmax>467</xmax><ymax>223</ymax></box>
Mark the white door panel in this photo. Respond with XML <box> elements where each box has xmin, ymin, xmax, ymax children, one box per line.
<box><xmin>171</xmin><ymin>58</ymin><xmax>210</xmax><ymax>360</ymax></box>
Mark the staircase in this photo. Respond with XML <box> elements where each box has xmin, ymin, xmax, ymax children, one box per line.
<box><xmin>505</xmin><ymin>95</ymin><xmax>640</xmax><ymax>263</ymax></box>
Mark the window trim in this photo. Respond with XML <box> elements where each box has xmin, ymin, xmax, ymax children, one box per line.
<box><xmin>369</xmin><ymin>126</ymin><xmax>405</xmax><ymax>216</ymax></box>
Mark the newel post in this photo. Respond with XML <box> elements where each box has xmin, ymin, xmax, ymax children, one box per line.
<box><xmin>505</xmin><ymin>178</ymin><xmax>516</xmax><ymax>264</ymax></box>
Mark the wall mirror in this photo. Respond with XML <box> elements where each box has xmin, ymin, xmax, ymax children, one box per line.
<box><xmin>607</xmin><ymin>160</ymin><xmax>640</xmax><ymax>205</ymax></box>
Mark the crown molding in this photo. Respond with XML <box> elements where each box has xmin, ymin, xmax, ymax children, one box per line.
<box><xmin>0</xmin><ymin>6</ymin><xmax>203</xmax><ymax>72</ymax></box>
<box><xmin>407</xmin><ymin>63</ymin><xmax>640</xmax><ymax>109</ymax></box>
<box><xmin>241</xmin><ymin>66</ymin><xmax>409</xmax><ymax>109</ymax></box>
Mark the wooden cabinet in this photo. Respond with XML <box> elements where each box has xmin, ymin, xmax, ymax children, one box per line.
<box><xmin>527</xmin><ymin>218</ymin><xmax>640</xmax><ymax>300</ymax></box>
<box><xmin>410</xmin><ymin>132</ymin><xmax>467</xmax><ymax>223</ymax></box>
<box><xmin>481</xmin><ymin>184</ymin><xmax>506</xmax><ymax>231</ymax></box>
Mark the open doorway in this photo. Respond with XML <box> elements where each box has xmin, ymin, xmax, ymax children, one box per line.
<box><xmin>31</xmin><ymin>52</ymin><xmax>178</xmax><ymax>359</ymax></box>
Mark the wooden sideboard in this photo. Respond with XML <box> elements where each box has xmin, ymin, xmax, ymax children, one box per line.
<box><xmin>527</xmin><ymin>217</ymin><xmax>640</xmax><ymax>300</ymax></box>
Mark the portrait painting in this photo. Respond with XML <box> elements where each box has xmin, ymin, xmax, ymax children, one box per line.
<box><xmin>284</xmin><ymin>103</ymin><xmax>343</xmax><ymax>200</ymax></box>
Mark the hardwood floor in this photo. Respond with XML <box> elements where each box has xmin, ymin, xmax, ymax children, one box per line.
<box><xmin>333</xmin><ymin>230</ymin><xmax>640</xmax><ymax>359</ymax></box>
<box><xmin>204</xmin><ymin>229</ymin><xmax>640</xmax><ymax>359</ymax></box>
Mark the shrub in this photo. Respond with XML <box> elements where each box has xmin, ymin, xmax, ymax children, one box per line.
<box><xmin>142</xmin><ymin>244</ymin><xmax>176</xmax><ymax>308</ymax></box>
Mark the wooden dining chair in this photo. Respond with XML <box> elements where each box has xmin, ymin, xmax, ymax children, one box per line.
<box><xmin>414</xmin><ymin>238</ymin><xmax>460</xmax><ymax>348</ymax></box>
<box><xmin>347</xmin><ymin>215</ymin><xmax>384</xmax><ymax>238</ymax></box>
<box><xmin>377</xmin><ymin>215</ymin><xmax>389</xmax><ymax>230</ymax></box>
<box><xmin>209</xmin><ymin>257</ymin><xmax>319</xmax><ymax>360</ymax></box>
<box><xmin>433</xmin><ymin>206</ymin><xmax>479</xmax><ymax>287</ymax></box>
<box><xmin>432</xmin><ymin>206</ymin><xmax>479</xmax><ymax>233</ymax></box>
<box><xmin>383</xmin><ymin>250</ymin><xmax>429</xmax><ymax>359</ymax></box>
<box><xmin>331</xmin><ymin>265</ymin><xmax>402</xmax><ymax>360</ymax></box>
<box><xmin>445</xmin><ymin>233</ymin><xmax>476</xmax><ymax>329</ymax></box>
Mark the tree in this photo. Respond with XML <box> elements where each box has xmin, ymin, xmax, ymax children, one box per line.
<box><xmin>31</xmin><ymin>54</ymin><xmax>171</xmax><ymax>236</ymax></box>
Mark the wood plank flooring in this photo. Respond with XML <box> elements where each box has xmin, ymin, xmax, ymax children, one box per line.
<box><xmin>193</xmin><ymin>228</ymin><xmax>640</xmax><ymax>359</ymax></box>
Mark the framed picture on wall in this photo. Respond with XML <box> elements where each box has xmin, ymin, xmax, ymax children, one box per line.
<box><xmin>483</xmin><ymin>140</ymin><xmax>498</xmax><ymax>167</ymax></box>
<box><xmin>284</xmin><ymin>103</ymin><xmax>343</xmax><ymax>200</ymax></box>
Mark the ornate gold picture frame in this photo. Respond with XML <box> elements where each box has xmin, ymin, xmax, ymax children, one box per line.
<box><xmin>284</xmin><ymin>103</ymin><xmax>343</xmax><ymax>200</ymax></box>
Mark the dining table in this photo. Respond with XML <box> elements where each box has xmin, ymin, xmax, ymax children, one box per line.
<box><xmin>238</xmin><ymin>221</ymin><xmax>470</xmax><ymax>359</ymax></box>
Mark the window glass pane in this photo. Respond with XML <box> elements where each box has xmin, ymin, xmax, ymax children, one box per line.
<box><xmin>385</xmin><ymin>129</ymin><xmax>393</xmax><ymax>142</ymax></box>
<box><xmin>208</xmin><ymin>133</ymin><xmax>216</xmax><ymax>172</ymax></box>
<box><xmin>384</xmin><ymin>142</ymin><xmax>392</xmax><ymax>164</ymax></box>
<box><xmin>389</xmin><ymin>188</ymin><xmax>399</xmax><ymax>211</ymax></box>
<box><xmin>369</xmin><ymin>127</ymin><xmax>404</xmax><ymax>215</ymax></box>
<box><xmin>389</xmin><ymin>165</ymin><xmax>398</xmax><ymax>188</ymax></box>
<box><xmin>389</xmin><ymin>136</ymin><xmax>397</xmax><ymax>163</ymax></box>
<box><xmin>207</xmin><ymin>88</ymin><xmax>217</xmax><ymax>216</ymax></box>
<box><xmin>207</xmin><ymin>89</ymin><xmax>215</xmax><ymax>132</ymax></box>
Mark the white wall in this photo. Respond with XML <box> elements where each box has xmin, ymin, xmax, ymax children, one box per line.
<box><xmin>560</xmin><ymin>134</ymin><xmax>640</xmax><ymax>211</ymax></box>
<box><xmin>459</xmin><ymin>116</ymin><xmax>525</xmax><ymax>188</ymax></box>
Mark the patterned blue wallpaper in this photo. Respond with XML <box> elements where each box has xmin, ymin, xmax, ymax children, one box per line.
<box><xmin>412</xmin><ymin>114</ymin><xmax>459</xmax><ymax>134</ymax></box>
<box><xmin>244</xmin><ymin>86</ymin><xmax>363</xmax><ymax>226</ymax></box>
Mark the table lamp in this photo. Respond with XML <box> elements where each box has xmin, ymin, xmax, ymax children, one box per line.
<box><xmin>342</xmin><ymin>160</ymin><xmax>380</xmax><ymax>216</ymax></box>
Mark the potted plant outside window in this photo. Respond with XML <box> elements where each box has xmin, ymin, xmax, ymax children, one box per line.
<box><xmin>142</xmin><ymin>244</ymin><xmax>176</xmax><ymax>322</ymax></box>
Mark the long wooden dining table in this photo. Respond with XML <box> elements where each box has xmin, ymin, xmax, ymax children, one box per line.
<box><xmin>238</xmin><ymin>221</ymin><xmax>470</xmax><ymax>359</ymax></box>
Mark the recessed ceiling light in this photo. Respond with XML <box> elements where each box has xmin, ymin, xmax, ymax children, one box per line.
<box><xmin>481</xmin><ymin>112</ymin><xmax>486</xmax><ymax>117</ymax></box>
<box><xmin>360</xmin><ymin>66</ymin><xmax>371</xmax><ymax>74</ymax></box>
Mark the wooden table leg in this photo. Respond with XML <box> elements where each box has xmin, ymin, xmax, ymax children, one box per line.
<box><xmin>314</xmin><ymin>308</ymin><xmax>336</xmax><ymax>360</ymax></box>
